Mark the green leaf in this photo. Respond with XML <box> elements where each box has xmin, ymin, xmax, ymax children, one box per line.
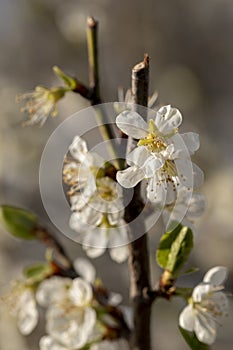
<box><xmin>179</xmin><ymin>327</ymin><xmax>210</xmax><ymax>350</ymax></box>
<box><xmin>0</xmin><ymin>205</ymin><xmax>37</xmax><ymax>239</ymax></box>
<box><xmin>156</xmin><ymin>224</ymin><xmax>193</xmax><ymax>277</ymax></box>
<box><xmin>24</xmin><ymin>263</ymin><xmax>52</xmax><ymax>283</ymax></box>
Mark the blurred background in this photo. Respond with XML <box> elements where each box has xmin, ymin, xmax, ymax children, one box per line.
<box><xmin>0</xmin><ymin>0</ymin><xmax>233</xmax><ymax>349</ymax></box>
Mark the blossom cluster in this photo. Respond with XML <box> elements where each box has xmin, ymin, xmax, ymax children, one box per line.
<box><xmin>7</xmin><ymin>259</ymin><xmax>129</xmax><ymax>350</ymax></box>
<box><xmin>63</xmin><ymin>136</ymin><xmax>129</xmax><ymax>263</ymax></box>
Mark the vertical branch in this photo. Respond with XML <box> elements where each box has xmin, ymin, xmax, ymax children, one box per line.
<box><xmin>86</xmin><ymin>17</ymin><xmax>120</xmax><ymax>166</ymax></box>
<box><xmin>86</xmin><ymin>17</ymin><xmax>101</xmax><ymax>105</ymax></box>
<box><xmin>126</xmin><ymin>55</ymin><xmax>152</xmax><ymax>350</ymax></box>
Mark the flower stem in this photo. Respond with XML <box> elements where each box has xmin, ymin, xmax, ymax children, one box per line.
<box><xmin>126</xmin><ymin>55</ymin><xmax>152</xmax><ymax>350</ymax></box>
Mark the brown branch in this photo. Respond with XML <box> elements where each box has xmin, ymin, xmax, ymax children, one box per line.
<box><xmin>125</xmin><ymin>55</ymin><xmax>152</xmax><ymax>350</ymax></box>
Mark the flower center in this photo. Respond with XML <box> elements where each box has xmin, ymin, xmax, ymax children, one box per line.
<box><xmin>138</xmin><ymin>134</ymin><xmax>167</xmax><ymax>153</ymax></box>
<box><xmin>96</xmin><ymin>178</ymin><xmax>118</xmax><ymax>202</ymax></box>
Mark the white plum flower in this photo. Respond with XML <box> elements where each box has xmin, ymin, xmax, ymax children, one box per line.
<box><xmin>17</xmin><ymin>86</ymin><xmax>66</xmax><ymax>126</ymax></box>
<box><xmin>179</xmin><ymin>266</ymin><xmax>229</xmax><ymax>345</ymax></box>
<box><xmin>46</xmin><ymin>303</ymin><xmax>96</xmax><ymax>349</ymax></box>
<box><xmin>41</xmin><ymin>277</ymin><xmax>98</xmax><ymax>350</ymax></box>
<box><xmin>116</xmin><ymin>106</ymin><xmax>203</xmax><ymax>205</ymax></box>
<box><xmin>64</xmin><ymin>136</ymin><xmax>129</xmax><ymax>263</ymax></box>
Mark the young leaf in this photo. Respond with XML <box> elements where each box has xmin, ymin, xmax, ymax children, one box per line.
<box><xmin>179</xmin><ymin>327</ymin><xmax>210</xmax><ymax>350</ymax></box>
<box><xmin>156</xmin><ymin>225</ymin><xmax>193</xmax><ymax>278</ymax></box>
<box><xmin>0</xmin><ymin>205</ymin><xmax>37</xmax><ymax>239</ymax></box>
<box><xmin>24</xmin><ymin>263</ymin><xmax>52</xmax><ymax>283</ymax></box>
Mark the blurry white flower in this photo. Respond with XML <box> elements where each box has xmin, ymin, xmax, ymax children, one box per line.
<box><xmin>179</xmin><ymin>266</ymin><xmax>229</xmax><ymax>345</ymax></box>
<box><xmin>64</xmin><ymin>136</ymin><xmax>129</xmax><ymax>263</ymax></box>
<box><xmin>70</xmin><ymin>215</ymin><xmax>129</xmax><ymax>263</ymax></box>
<box><xmin>17</xmin><ymin>86</ymin><xmax>66</xmax><ymax>126</ymax></box>
<box><xmin>41</xmin><ymin>277</ymin><xmax>97</xmax><ymax>350</ymax></box>
<box><xmin>116</xmin><ymin>105</ymin><xmax>203</xmax><ymax>205</ymax></box>
<box><xmin>46</xmin><ymin>302</ymin><xmax>96</xmax><ymax>349</ymax></box>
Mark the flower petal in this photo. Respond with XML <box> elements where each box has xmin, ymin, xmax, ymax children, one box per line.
<box><xmin>192</xmin><ymin>283</ymin><xmax>211</xmax><ymax>303</ymax></box>
<box><xmin>39</xmin><ymin>336</ymin><xmax>68</xmax><ymax>350</ymax></box>
<box><xmin>69</xmin><ymin>136</ymin><xmax>88</xmax><ymax>162</ymax></box>
<box><xmin>116</xmin><ymin>111</ymin><xmax>148</xmax><ymax>139</ymax></box>
<box><xmin>84</xmin><ymin>246</ymin><xmax>106</xmax><ymax>258</ymax></box>
<box><xmin>36</xmin><ymin>277</ymin><xmax>72</xmax><ymax>307</ymax></box>
<box><xmin>147</xmin><ymin>176</ymin><xmax>166</xmax><ymax>204</ymax></box>
<box><xmin>127</xmin><ymin>146</ymin><xmax>149</xmax><ymax>167</ymax></box>
<box><xmin>143</xmin><ymin>155</ymin><xmax>164</xmax><ymax>178</ymax></box>
<box><xmin>73</xmin><ymin>258</ymin><xmax>96</xmax><ymax>283</ymax></box>
<box><xmin>203</xmin><ymin>266</ymin><xmax>228</xmax><ymax>286</ymax></box>
<box><xmin>110</xmin><ymin>246</ymin><xmax>128</xmax><ymax>263</ymax></box>
<box><xmin>155</xmin><ymin>105</ymin><xmax>182</xmax><ymax>134</ymax></box>
<box><xmin>69</xmin><ymin>278</ymin><xmax>93</xmax><ymax>306</ymax></box>
<box><xmin>181</xmin><ymin>132</ymin><xmax>200</xmax><ymax>155</ymax></box>
<box><xmin>17</xmin><ymin>290</ymin><xmax>39</xmax><ymax>335</ymax></box>
<box><xmin>194</xmin><ymin>313</ymin><xmax>216</xmax><ymax>345</ymax></box>
<box><xmin>192</xmin><ymin>163</ymin><xmax>204</xmax><ymax>189</ymax></box>
<box><xmin>179</xmin><ymin>304</ymin><xmax>195</xmax><ymax>332</ymax></box>
<box><xmin>116</xmin><ymin>166</ymin><xmax>145</xmax><ymax>188</ymax></box>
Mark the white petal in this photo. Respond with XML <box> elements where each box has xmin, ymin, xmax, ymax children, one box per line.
<box><xmin>147</xmin><ymin>176</ymin><xmax>166</xmax><ymax>204</ymax></box>
<box><xmin>84</xmin><ymin>246</ymin><xmax>106</xmax><ymax>258</ymax></box>
<box><xmin>17</xmin><ymin>290</ymin><xmax>39</xmax><ymax>335</ymax></box>
<box><xmin>165</xmin><ymin>181</ymin><xmax>177</xmax><ymax>205</ymax></box>
<box><xmin>203</xmin><ymin>266</ymin><xmax>228</xmax><ymax>286</ymax></box>
<box><xmin>192</xmin><ymin>163</ymin><xmax>204</xmax><ymax>189</ymax></box>
<box><xmin>69</xmin><ymin>136</ymin><xmax>88</xmax><ymax>162</ymax></box>
<box><xmin>181</xmin><ymin>132</ymin><xmax>200</xmax><ymax>155</ymax></box>
<box><xmin>143</xmin><ymin>155</ymin><xmax>164</xmax><ymax>178</ymax></box>
<box><xmin>36</xmin><ymin>277</ymin><xmax>71</xmax><ymax>307</ymax></box>
<box><xmin>69</xmin><ymin>278</ymin><xmax>93</xmax><ymax>306</ymax></box>
<box><xmin>175</xmin><ymin>157</ymin><xmax>193</xmax><ymax>187</ymax></box>
<box><xmin>186</xmin><ymin>193</ymin><xmax>205</xmax><ymax>218</ymax></box>
<box><xmin>126</xmin><ymin>146</ymin><xmax>149</xmax><ymax>167</ymax></box>
<box><xmin>194</xmin><ymin>313</ymin><xmax>216</xmax><ymax>345</ymax></box>
<box><xmin>209</xmin><ymin>292</ymin><xmax>229</xmax><ymax>318</ymax></box>
<box><xmin>39</xmin><ymin>336</ymin><xmax>68</xmax><ymax>350</ymax></box>
<box><xmin>110</xmin><ymin>246</ymin><xmax>128</xmax><ymax>263</ymax></box>
<box><xmin>192</xmin><ymin>283</ymin><xmax>211</xmax><ymax>302</ymax></box>
<box><xmin>69</xmin><ymin>212</ymin><xmax>88</xmax><ymax>233</ymax></box>
<box><xmin>73</xmin><ymin>258</ymin><xmax>96</xmax><ymax>283</ymax></box>
<box><xmin>82</xmin><ymin>228</ymin><xmax>108</xmax><ymax>248</ymax></box>
<box><xmin>155</xmin><ymin>105</ymin><xmax>182</xmax><ymax>134</ymax></box>
<box><xmin>179</xmin><ymin>304</ymin><xmax>195</xmax><ymax>332</ymax></box>
<box><xmin>116</xmin><ymin>110</ymin><xmax>148</xmax><ymax>139</ymax></box>
<box><xmin>116</xmin><ymin>166</ymin><xmax>145</xmax><ymax>188</ymax></box>
<box><xmin>109</xmin><ymin>224</ymin><xmax>129</xmax><ymax>247</ymax></box>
